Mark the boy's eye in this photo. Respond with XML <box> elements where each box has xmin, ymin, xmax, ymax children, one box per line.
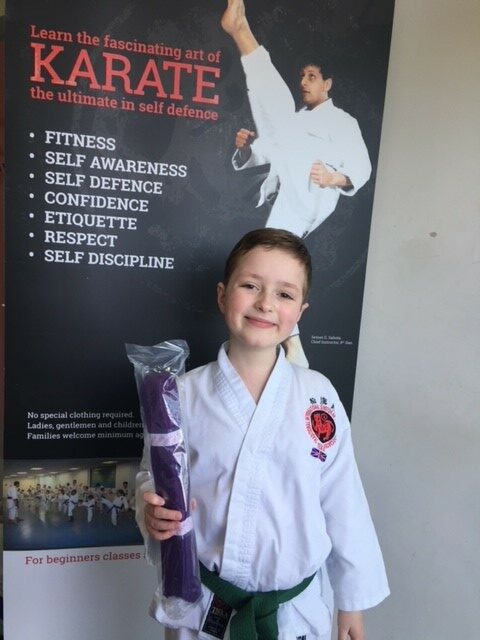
<box><xmin>279</xmin><ymin>291</ymin><xmax>294</xmax><ymax>300</ymax></box>
<box><xmin>241</xmin><ymin>283</ymin><xmax>257</xmax><ymax>290</ymax></box>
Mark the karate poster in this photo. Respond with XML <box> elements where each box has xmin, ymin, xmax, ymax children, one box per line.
<box><xmin>3</xmin><ymin>1</ymin><xmax>394</xmax><ymax>638</ymax></box>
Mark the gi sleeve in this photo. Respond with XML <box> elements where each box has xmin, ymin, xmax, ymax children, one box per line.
<box><xmin>320</xmin><ymin>399</ymin><xmax>389</xmax><ymax>611</ymax></box>
<box><xmin>336</xmin><ymin>118</ymin><xmax>372</xmax><ymax>197</ymax></box>
<box><xmin>232</xmin><ymin>139</ymin><xmax>271</xmax><ymax>171</ymax></box>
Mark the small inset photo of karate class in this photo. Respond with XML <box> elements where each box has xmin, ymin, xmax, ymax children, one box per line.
<box><xmin>3</xmin><ymin>458</ymin><xmax>143</xmax><ymax>550</ymax></box>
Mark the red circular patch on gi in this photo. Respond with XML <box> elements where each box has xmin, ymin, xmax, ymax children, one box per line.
<box><xmin>310</xmin><ymin>410</ymin><xmax>336</xmax><ymax>443</ymax></box>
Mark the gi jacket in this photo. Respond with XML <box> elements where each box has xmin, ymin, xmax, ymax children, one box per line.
<box><xmin>137</xmin><ymin>345</ymin><xmax>389</xmax><ymax>638</ymax></box>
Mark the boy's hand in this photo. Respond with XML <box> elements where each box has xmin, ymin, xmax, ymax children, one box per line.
<box><xmin>337</xmin><ymin>610</ymin><xmax>364</xmax><ymax>640</ymax></box>
<box><xmin>144</xmin><ymin>491</ymin><xmax>183</xmax><ymax>541</ymax></box>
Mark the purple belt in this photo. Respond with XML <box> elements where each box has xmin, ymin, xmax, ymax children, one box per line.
<box><xmin>140</xmin><ymin>370</ymin><xmax>201</xmax><ymax>603</ymax></box>
<box><xmin>127</xmin><ymin>339</ymin><xmax>201</xmax><ymax>608</ymax></box>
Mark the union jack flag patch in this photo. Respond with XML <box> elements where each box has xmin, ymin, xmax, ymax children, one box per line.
<box><xmin>311</xmin><ymin>447</ymin><xmax>327</xmax><ymax>462</ymax></box>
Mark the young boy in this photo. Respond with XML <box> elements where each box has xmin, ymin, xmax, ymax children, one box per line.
<box><xmin>137</xmin><ymin>229</ymin><xmax>389</xmax><ymax>640</ymax></box>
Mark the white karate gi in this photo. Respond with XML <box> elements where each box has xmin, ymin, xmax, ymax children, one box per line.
<box><xmin>137</xmin><ymin>344</ymin><xmax>389</xmax><ymax>640</ymax></box>
<box><xmin>38</xmin><ymin>491</ymin><xmax>47</xmax><ymax>511</ymax></box>
<box><xmin>232</xmin><ymin>47</ymin><xmax>371</xmax><ymax>237</ymax></box>
<box><xmin>7</xmin><ymin>485</ymin><xmax>19</xmax><ymax>521</ymax></box>
<box><xmin>67</xmin><ymin>493</ymin><xmax>79</xmax><ymax>518</ymax></box>
<box><xmin>81</xmin><ymin>498</ymin><xmax>96</xmax><ymax>523</ymax></box>
<box><xmin>57</xmin><ymin>493</ymin><xmax>65</xmax><ymax>511</ymax></box>
<box><xmin>102</xmin><ymin>496</ymin><xmax>124</xmax><ymax>525</ymax></box>
<box><xmin>34</xmin><ymin>492</ymin><xmax>42</xmax><ymax>511</ymax></box>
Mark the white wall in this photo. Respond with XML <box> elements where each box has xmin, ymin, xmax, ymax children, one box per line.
<box><xmin>352</xmin><ymin>0</ymin><xmax>480</xmax><ymax>638</ymax></box>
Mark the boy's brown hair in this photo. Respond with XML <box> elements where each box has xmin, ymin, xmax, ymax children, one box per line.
<box><xmin>223</xmin><ymin>228</ymin><xmax>312</xmax><ymax>299</ymax></box>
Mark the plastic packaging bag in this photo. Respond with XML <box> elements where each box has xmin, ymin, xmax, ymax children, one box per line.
<box><xmin>126</xmin><ymin>339</ymin><xmax>202</xmax><ymax>618</ymax></box>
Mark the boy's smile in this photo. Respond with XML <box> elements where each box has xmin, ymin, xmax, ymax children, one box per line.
<box><xmin>217</xmin><ymin>246</ymin><xmax>309</xmax><ymax>354</ymax></box>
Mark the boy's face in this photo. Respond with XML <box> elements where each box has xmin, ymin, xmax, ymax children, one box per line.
<box><xmin>300</xmin><ymin>65</ymin><xmax>332</xmax><ymax>109</ymax></box>
<box><xmin>217</xmin><ymin>247</ymin><xmax>309</xmax><ymax>354</ymax></box>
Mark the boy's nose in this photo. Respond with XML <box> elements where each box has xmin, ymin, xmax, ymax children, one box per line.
<box><xmin>255</xmin><ymin>293</ymin><xmax>274</xmax><ymax>311</ymax></box>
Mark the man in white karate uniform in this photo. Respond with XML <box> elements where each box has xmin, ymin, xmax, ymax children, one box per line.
<box><xmin>230</xmin><ymin>10</ymin><xmax>371</xmax><ymax>238</ymax></box>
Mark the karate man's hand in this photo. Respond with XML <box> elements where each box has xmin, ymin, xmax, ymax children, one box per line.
<box><xmin>337</xmin><ymin>610</ymin><xmax>365</xmax><ymax>640</ymax></box>
<box><xmin>310</xmin><ymin>161</ymin><xmax>352</xmax><ymax>189</ymax></box>
<box><xmin>235</xmin><ymin>128</ymin><xmax>255</xmax><ymax>150</ymax></box>
<box><xmin>235</xmin><ymin>128</ymin><xmax>255</xmax><ymax>162</ymax></box>
<box><xmin>144</xmin><ymin>491</ymin><xmax>183</xmax><ymax>541</ymax></box>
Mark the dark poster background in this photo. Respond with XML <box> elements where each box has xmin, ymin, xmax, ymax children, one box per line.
<box><xmin>5</xmin><ymin>0</ymin><xmax>394</xmax><ymax>460</ymax></box>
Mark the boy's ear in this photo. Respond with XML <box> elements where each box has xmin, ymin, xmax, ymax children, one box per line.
<box><xmin>297</xmin><ymin>302</ymin><xmax>309</xmax><ymax>322</ymax></box>
<box><xmin>217</xmin><ymin>282</ymin><xmax>226</xmax><ymax>313</ymax></box>
<box><xmin>325</xmin><ymin>78</ymin><xmax>332</xmax><ymax>92</ymax></box>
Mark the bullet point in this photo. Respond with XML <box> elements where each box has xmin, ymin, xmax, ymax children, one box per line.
<box><xmin>29</xmin><ymin>233</ymin><xmax>34</xmax><ymax>238</ymax></box>
<box><xmin>29</xmin><ymin>153</ymin><xmax>35</xmax><ymax>159</ymax></box>
<box><xmin>29</xmin><ymin>213</ymin><xmax>34</xmax><ymax>219</ymax></box>
<box><xmin>29</xmin><ymin>193</ymin><xmax>34</xmax><ymax>199</ymax></box>
<box><xmin>29</xmin><ymin>132</ymin><xmax>35</xmax><ymax>138</ymax></box>
<box><xmin>29</xmin><ymin>252</ymin><xmax>34</xmax><ymax>257</ymax></box>
<box><xmin>29</xmin><ymin>173</ymin><xmax>34</xmax><ymax>179</ymax></box>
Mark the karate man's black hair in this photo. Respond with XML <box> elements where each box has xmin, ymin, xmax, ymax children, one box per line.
<box><xmin>223</xmin><ymin>228</ymin><xmax>312</xmax><ymax>300</ymax></box>
<box><xmin>300</xmin><ymin>54</ymin><xmax>334</xmax><ymax>81</ymax></box>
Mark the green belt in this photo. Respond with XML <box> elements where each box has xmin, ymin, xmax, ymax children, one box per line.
<box><xmin>200</xmin><ymin>563</ymin><xmax>315</xmax><ymax>640</ymax></box>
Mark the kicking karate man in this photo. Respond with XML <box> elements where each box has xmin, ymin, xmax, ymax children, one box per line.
<box><xmin>226</xmin><ymin>0</ymin><xmax>371</xmax><ymax>238</ymax></box>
